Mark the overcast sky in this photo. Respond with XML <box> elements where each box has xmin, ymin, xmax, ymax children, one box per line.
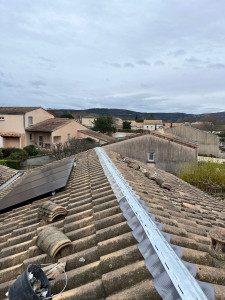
<box><xmin>0</xmin><ymin>0</ymin><xmax>225</xmax><ymax>114</ymax></box>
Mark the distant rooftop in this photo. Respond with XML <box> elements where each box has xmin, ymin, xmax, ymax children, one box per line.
<box><xmin>0</xmin><ymin>107</ymin><xmax>41</xmax><ymax>114</ymax></box>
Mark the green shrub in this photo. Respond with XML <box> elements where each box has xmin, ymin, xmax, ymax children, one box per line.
<box><xmin>23</xmin><ymin>145</ymin><xmax>39</xmax><ymax>156</ymax></box>
<box><xmin>1</xmin><ymin>147</ymin><xmax>22</xmax><ymax>158</ymax></box>
<box><xmin>0</xmin><ymin>160</ymin><xmax>21</xmax><ymax>169</ymax></box>
<box><xmin>8</xmin><ymin>149</ymin><xmax>28</xmax><ymax>161</ymax></box>
<box><xmin>0</xmin><ymin>149</ymin><xmax>3</xmax><ymax>159</ymax></box>
<box><xmin>178</xmin><ymin>161</ymin><xmax>225</xmax><ymax>194</ymax></box>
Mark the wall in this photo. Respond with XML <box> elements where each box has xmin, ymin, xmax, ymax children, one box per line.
<box><xmin>81</xmin><ymin>118</ymin><xmax>95</xmax><ymax>128</ymax></box>
<box><xmin>2</xmin><ymin>137</ymin><xmax>20</xmax><ymax>148</ymax></box>
<box><xmin>52</xmin><ymin>120</ymin><xmax>87</xmax><ymax>144</ymax></box>
<box><xmin>0</xmin><ymin>114</ymin><xmax>24</xmax><ymax>134</ymax></box>
<box><xmin>24</xmin><ymin>108</ymin><xmax>54</xmax><ymax>128</ymax></box>
<box><xmin>105</xmin><ymin>134</ymin><xmax>198</xmax><ymax>174</ymax></box>
<box><xmin>26</xmin><ymin>132</ymin><xmax>51</xmax><ymax>148</ymax></box>
<box><xmin>165</xmin><ymin>125</ymin><xmax>220</xmax><ymax>157</ymax></box>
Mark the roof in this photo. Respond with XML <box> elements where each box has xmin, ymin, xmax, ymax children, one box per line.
<box><xmin>130</xmin><ymin>121</ymin><xmax>143</xmax><ymax>128</ymax></box>
<box><xmin>150</xmin><ymin>131</ymin><xmax>198</xmax><ymax>149</ymax></box>
<box><xmin>0</xmin><ymin>107</ymin><xmax>41</xmax><ymax>114</ymax></box>
<box><xmin>0</xmin><ymin>133</ymin><xmax>21</xmax><ymax>137</ymax></box>
<box><xmin>143</xmin><ymin>120</ymin><xmax>163</xmax><ymax>125</ymax></box>
<box><xmin>26</xmin><ymin>118</ymin><xmax>72</xmax><ymax>132</ymax></box>
<box><xmin>78</xmin><ymin>129</ymin><xmax>117</xmax><ymax>143</ymax></box>
<box><xmin>0</xmin><ymin>165</ymin><xmax>18</xmax><ymax>186</ymax></box>
<box><xmin>0</xmin><ymin>149</ymin><xmax>224</xmax><ymax>299</ymax></box>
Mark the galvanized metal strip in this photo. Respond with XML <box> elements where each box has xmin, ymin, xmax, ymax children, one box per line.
<box><xmin>95</xmin><ymin>147</ymin><xmax>208</xmax><ymax>300</ymax></box>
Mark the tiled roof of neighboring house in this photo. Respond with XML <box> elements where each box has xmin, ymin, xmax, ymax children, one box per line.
<box><xmin>143</xmin><ymin>120</ymin><xmax>163</xmax><ymax>125</ymax></box>
<box><xmin>163</xmin><ymin>123</ymin><xmax>183</xmax><ymax>129</ymax></box>
<box><xmin>0</xmin><ymin>133</ymin><xmax>22</xmax><ymax>137</ymax></box>
<box><xmin>0</xmin><ymin>149</ymin><xmax>225</xmax><ymax>299</ymax></box>
<box><xmin>130</xmin><ymin>121</ymin><xmax>143</xmax><ymax>128</ymax></box>
<box><xmin>0</xmin><ymin>107</ymin><xmax>41</xmax><ymax>114</ymax></box>
<box><xmin>150</xmin><ymin>131</ymin><xmax>198</xmax><ymax>149</ymax></box>
<box><xmin>0</xmin><ymin>165</ymin><xmax>18</xmax><ymax>186</ymax></box>
<box><xmin>26</xmin><ymin>118</ymin><xmax>72</xmax><ymax>132</ymax></box>
<box><xmin>78</xmin><ymin>129</ymin><xmax>117</xmax><ymax>143</ymax></box>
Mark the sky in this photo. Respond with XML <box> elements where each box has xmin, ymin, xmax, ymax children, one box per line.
<box><xmin>0</xmin><ymin>0</ymin><xmax>225</xmax><ymax>114</ymax></box>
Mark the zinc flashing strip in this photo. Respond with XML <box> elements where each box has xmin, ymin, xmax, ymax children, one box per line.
<box><xmin>0</xmin><ymin>170</ymin><xmax>25</xmax><ymax>193</ymax></box>
<box><xmin>95</xmin><ymin>147</ymin><xmax>208</xmax><ymax>300</ymax></box>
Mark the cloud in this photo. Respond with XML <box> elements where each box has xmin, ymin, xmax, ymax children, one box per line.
<box><xmin>110</xmin><ymin>63</ymin><xmax>122</xmax><ymax>68</ymax></box>
<box><xmin>168</xmin><ymin>49</ymin><xmax>186</xmax><ymax>56</ymax></box>
<box><xmin>1</xmin><ymin>1</ymin><xmax>225</xmax><ymax>113</ymax></box>
<box><xmin>155</xmin><ymin>60</ymin><xmax>165</xmax><ymax>66</ymax></box>
<box><xmin>185</xmin><ymin>56</ymin><xmax>204</xmax><ymax>64</ymax></box>
<box><xmin>208</xmin><ymin>63</ymin><xmax>225</xmax><ymax>69</ymax></box>
<box><xmin>38</xmin><ymin>56</ymin><xmax>54</xmax><ymax>63</ymax></box>
<box><xmin>29</xmin><ymin>80</ymin><xmax>46</xmax><ymax>88</ymax></box>
<box><xmin>137</xmin><ymin>60</ymin><xmax>151</xmax><ymax>66</ymax></box>
<box><xmin>124</xmin><ymin>62</ymin><xmax>134</xmax><ymax>68</ymax></box>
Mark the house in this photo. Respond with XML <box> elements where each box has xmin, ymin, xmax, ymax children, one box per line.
<box><xmin>163</xmin><ymin>122</ymin><xmax>183</xmax><ymax>130</ymax></box>
<box><xmin>26</xmin><ymin>118</ymin><xmax>88</xmax><ymax>148</ymax></box>
<box><xmin>81</xmin><ymin>115</ymin><xmax>97</xmax><ymax>128</ymax></box>
<box><xmin>77</xmin><ymin>129</ymin><xmax>116</xmax><ymax>145</ymax></box>
<box><xmin>143</xmin><ymin>120</ymin><xmax>163</xmax><ymax>131</ymax></box>
<box><xmin>165</xmin><ymin>125</ymin><xmax>220</xmax><ymax>157</ymax></box>
<box><xmin>130</xmin><ymin>120</ymin><xmax>163</xmax><ymax>132</ymax></box>
<box><xmin>0</xmin><ymin>107</ymin><xmax>54</xmax><ymax>148</ymax></box>
<box><xmin>130</xmin><ymin>121</ymin><xmax>143</xmax><ymax>130</ymax></box>
<box><xmin>113</xmin><ymin>117</ymin><xmax>123</xmax><ymax>129</ymax></box>
<box><xmin>105</xmin><ymin>131</ymin><xmax>198</xmax><ymax>174</ymax></box>
<box><xmin>0</xmin><ymin>148</ymin><xmax>224</xmax><ymax>299</ymax></box>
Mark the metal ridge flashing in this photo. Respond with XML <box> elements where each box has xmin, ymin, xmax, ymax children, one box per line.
<box><xmin>95</xmin><ymin>147</ymin><xmax>214</xmax><ymax>300</ymax></box>
<box><xmin>0</xmin><ymin>170</ymin><xmax>25</xmax><ymax>193</ymax></box>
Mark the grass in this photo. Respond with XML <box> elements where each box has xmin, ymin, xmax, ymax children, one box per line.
<box><xmin>178</xmin><ymin>161</ymin><xmax>225</xmax><ymax>195</ymax></box>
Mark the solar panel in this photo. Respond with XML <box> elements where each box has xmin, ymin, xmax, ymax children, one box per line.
<box><xmin>0</xmin><ymin>158</ymin><xmax>74</xmax><ymax>211</ymax></box>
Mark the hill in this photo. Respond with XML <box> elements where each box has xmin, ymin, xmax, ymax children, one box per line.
<box><xmin>48</xmin><ymin>108</ymin><xmax>225</xmax><ymax>122</ymax></box>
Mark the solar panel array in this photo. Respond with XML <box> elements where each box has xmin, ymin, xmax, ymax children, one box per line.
<box><xmin>0</xmin><ymin>158</ymin><xmax>74</xmax><ymax>211</ymax></box>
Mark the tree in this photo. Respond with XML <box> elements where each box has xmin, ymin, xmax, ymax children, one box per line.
<box><xmin>93</xmin><ymin>115</ymin><xmax>116</xmax><ymax>134</ymax></box>
<box><xmin>123</xmin><ymin>121</ymin><xmax>131</xmax><ymax>130</ymax></box>
<box><xmin>50</xmin><ymin>138</ymin><xmax>97</xmax><ymax>160</ymax></box>
<box><xmin>60</xmin><ymin>113</ymin><xmax>74</xmax><ymax>119</ymax></box>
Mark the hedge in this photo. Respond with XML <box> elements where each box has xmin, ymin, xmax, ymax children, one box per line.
<box><xmin>0</xmin><ymin>160</ymin><xmax>21</xmax><ymax>170</ymax></box>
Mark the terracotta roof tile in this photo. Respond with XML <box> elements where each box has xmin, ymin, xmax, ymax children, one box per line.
<box><xmin>78</xmin><ymin>130</ymin><xmax>116</xmax><ymax>143</ymax></box>
<box><xmin>0</xmin><ymin>107</ymin><xmax>41</xmax><ymax>114</ymax></box>
<box><xmin>26</xmin><ymin>118</ymin><xmax>72</xmax><ymax>132</ymax></box>
<box><xmin>0</xmin><ymin>149</ymin><xmax>224</xmax><ymax>299</ymax></box>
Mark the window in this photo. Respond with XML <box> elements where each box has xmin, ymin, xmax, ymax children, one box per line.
<box><xmin>0</xmin><ymin>116</ymin><xmax>4</xmax><ymax>121</ymax></box>
<box><xmin>67</xmin><ymin>133</ymin><xmax>71</xmax><ymax>141</ymax></box>
<box><xmin>30</xmin><ymin>133</ymin><xmax>33</xmax><ymax>141</ymax></box>
<box><xmin>28</xmin><ymin>116</ymin><xmax>33</xmax><ymax>125</ymax></box>
<box><xmin>148</xmin><ymin>152</ymin><xmax>154</xmax><ymax>162</ymax></box>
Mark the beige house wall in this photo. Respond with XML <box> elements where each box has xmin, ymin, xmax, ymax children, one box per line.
<box><xmin>52</xmin><ymin>120</ymin><xmax>87</xmax><ymax>144</ymax></box>
<box><xmin>81</xmin><ymin>117</ymin><xmax>96</xmax><ymax>128</ymax></box>
<box><xmin>2</xmin><ymin>137</ymin><xmax>21</xmax><ymax>148</ymax></box>
<box><xmin>0</xmin><ymin>114</ymin><xmax>25</xmax><ymax>134</ymax></box>
<box><xmin>24</xmin><ymin>108</ymin><xmax>54</xmax><ymax>128</ymax></box>
<box><xmin>26</xmin><ymin>132</ymin><xmax>51</xmax><ymax>148</ymax></box>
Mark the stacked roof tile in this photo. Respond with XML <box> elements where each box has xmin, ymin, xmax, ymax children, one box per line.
<box><xmin>0</xmin><ymin>149</ymin><xmax>224</xmax><ymax>299</ymax></box>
